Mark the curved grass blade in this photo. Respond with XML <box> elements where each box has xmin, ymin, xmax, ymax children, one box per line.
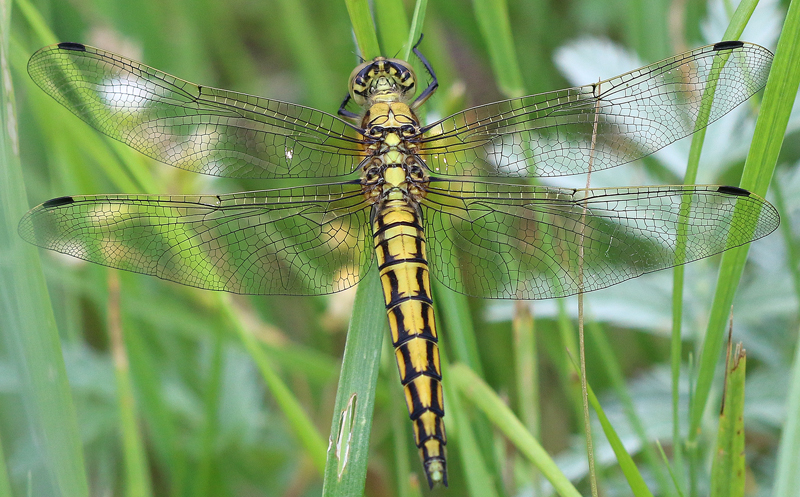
<box><xmin>221</xmin><ymin>294</ymin><xmax>328</xmax><ymax>474</ymax></box>
<box><xmin>450</xmin><ymin>364</ymin><xmax>582</xmax><ymax>497</ymax></box>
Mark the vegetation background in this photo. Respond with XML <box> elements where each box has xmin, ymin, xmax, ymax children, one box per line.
<box><xmin>2</xmin><ymin>0</ymin><xmax>799</xmax><ymax>496</ymax></box>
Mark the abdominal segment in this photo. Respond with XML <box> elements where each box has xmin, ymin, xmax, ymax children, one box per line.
<box><xmin>373</xmin><ymin>198</ymin><xmax>447</xmax><ymax>487</ymax></box>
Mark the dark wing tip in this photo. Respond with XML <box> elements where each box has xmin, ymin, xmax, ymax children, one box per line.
<box><xmin>57</xmin><ymin>42</ymin><xmax>87</xmax><ymax>52</ymax></box>
<box><xmin>713</xmin><ymin>40</ymin><xmax>745</xmax><ymax>51</ymax></box>
<box><xmin>42</xmin><ymin>196</ymin><xmax>76</xmax><ymax>208</ymax></box>
<box><xmin>716</xmin><ymin>185</ymin><xmax>751</xmax><ymax>196</ymax></box>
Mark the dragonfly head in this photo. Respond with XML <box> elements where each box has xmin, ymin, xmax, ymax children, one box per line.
<box><xmin>348</xmin><ymin>57</ymin><xmax>417</xmax><ymax>107</ymax></box>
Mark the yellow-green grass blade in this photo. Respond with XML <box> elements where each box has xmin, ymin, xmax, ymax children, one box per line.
<box><xmin>1</xmin><ymin>10</ymin><xmax>89</xmax><ymax>497</ymax></box>
<box><xmin>513</xmin><ymin>303</ymin><xmax>541</xmax><ymax>491</ymax></box>
<box><xmin>322</xmin><ymin>266</ymin><xmax>385</xmax><ymax>496</ymax></box>
<box><xmin>709</xmin><ymin>343</ymin><xmax>746</xmax><ymax>497</ymax></box>
<box><xmin>16</xmin><ymin>0</ymin><xmax>157</xmax><ymax>196</ymax></box>
<box><xmin>690</xmin><ymin>0</ymin><xmax>800</xmax><ymax>438</ymax></box>
<box><xmin>450</xmin><ymin>364</ymin><xmax>582</xmax><ymax>497</ymax></box>
<box><xmin>404</xmin><ymin>0</ymin><xmax>428</xmax><ymax>61</ymax></box>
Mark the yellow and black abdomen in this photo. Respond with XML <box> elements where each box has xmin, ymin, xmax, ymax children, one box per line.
<box><xmin>372</xmin><ymin>198</ymin><xmax>447</xmax><ymax>487</ymax></box>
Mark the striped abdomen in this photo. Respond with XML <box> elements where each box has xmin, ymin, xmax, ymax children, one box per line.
<box><xmin>373</xmin><ymin>198</ymin><xmax>447</xmax><ymax>487</ymax></box>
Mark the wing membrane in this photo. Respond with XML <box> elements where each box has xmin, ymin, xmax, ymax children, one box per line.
<box><xmin>27</xmin><ymin>43</ymin><xmax>365</xmax><ymax>179</ymax></box>
<box><xmin>19</xmin><ymin>183</ymin><xmax>373</xmax><ymax>295</ymax></box>
<box><xmin>422</xmin><ymin>180</ymin><xmax>779</xmax><ymax>299</ymax></box>
<box><xmin>419</xmin><ymin>42</ymin><xmax>772</xmax><ymax>177</ymax></box>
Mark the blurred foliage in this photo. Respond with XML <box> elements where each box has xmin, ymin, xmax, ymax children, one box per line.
<box><xmin>4</xmin><ymin>0</ymin><xmax>800</xmax><ymax>496</ymax></box>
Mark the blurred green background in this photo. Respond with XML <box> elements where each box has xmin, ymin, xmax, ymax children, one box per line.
<box><xmin>4</xmin><ymin>0</ymin><xmax>800</xmax><ymax>496</ymax></box>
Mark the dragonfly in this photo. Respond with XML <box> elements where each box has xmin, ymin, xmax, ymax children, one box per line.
<box><xmin>20</xmin><ymin>38</ymin><xmax>779</xmax><ymax>488</ymax></box>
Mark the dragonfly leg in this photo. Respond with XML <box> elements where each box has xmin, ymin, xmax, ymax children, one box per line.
<box><xmin>338</xmin><ymin>91</ymin><xmax>360</xmax><ymax>119</ymax></box>
<box><xmin>411</xmin><ymin>34</ymin><xmax>438</xmax><ymax>109</ymax></box>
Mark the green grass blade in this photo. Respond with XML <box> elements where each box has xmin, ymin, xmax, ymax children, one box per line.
<box><xmin>709</xmin><ymin>342</ymin><xmax>746</xmax><ymax>497</ymax></box>
<box><xmin>470</xmin><ymin>0</ymin><xmax>525</xmax><ymax>97</ymax></box>
<box><xmin>273</xmin><ymin>0</ymin><xmax>336</xmax><ymax>110</ymax></box>
<box><xmin>0</xmin><ymin>435</ymin><xmax>12</xmax><ymax>497</ymax></box>
<box><xmin>375</xmin><ymin>0</ymin><xmax>409</xmax><ymax>57</ymax></box>
<box><xmin>450</xmin><ymin>364</ymin><xmax>582</xmax><ymax>497</ymax></box>
<box><xmin>384</xmin><ymin>338</ymin><xmax>413</xmax><ymax>497</ymax></box>
<box><xmin>322</xmin><ymin>266</ymin><xmax>385</xmax><ymax>497</ymax></box>
<box><xmin>513</xmin><ymin>303</ymin><xmax>541</xmax><ymax>491</ymax></box>
<box><xmin>345</xmin><ymin>0</ymin><xmax>381</xmax><ymax>59</ymax></box>
<box><xmin>1</xmin><ymin>11</ymin><xmax>89</xmax><ymax>497</ymax></box>
<box><xmin>432</xmin><ymin>280</ymin><xmax>483</xmax><ymax>375</ymax></box>
<box><xmin>690</xmin><ymin>0</ymin><xmax>800</xmax><ymax>437</ymax></box>
<box><xmin>772</xmin><ymin>325</ymin><xmax>800</xmax><ymax>497</ymax></box>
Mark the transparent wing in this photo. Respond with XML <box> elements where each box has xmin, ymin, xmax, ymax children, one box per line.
<box><xmin>27</xmin><ymin>43</ymin><xmax>366</xmax><ymax>179</ymax></box>
<box><xmin>422</xmin><ymin>180</ymin><xmax>779</xmax><ymax>299</ymax></box>
<box><xmin>419</xmin><ymin>42</ymin><xmax>772</xmax><ymax>178</ymax></box>
<box><xmin>19</xmin><ymin>183</ymin><xmax>373</xmax><ymax>295</ymax></box>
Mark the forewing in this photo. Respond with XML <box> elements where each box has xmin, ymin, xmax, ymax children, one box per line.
<box><xmin>28</xmin><ymin>43</ymin><xmax>365</xmax><ymax>179</ymax></box>
<box><xmin>19</xmin><ymin>183</ymin><xmax>373</xmax><ymax>295</ymax></box>
<box><xmin>422</xmin><ymin>180</ymin><xmax>779</xmax><ymax>299</ymax></box>
<box><xmin>419</xmin><ymin>42</ymin><xmax>772</xmax><ymax>177</ymax></box>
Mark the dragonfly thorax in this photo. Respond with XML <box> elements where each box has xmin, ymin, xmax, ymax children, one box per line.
<box><xmin>349</xmin><ymin>57</ymin><xmax>417</xmax><ymax>107</ymax></box>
